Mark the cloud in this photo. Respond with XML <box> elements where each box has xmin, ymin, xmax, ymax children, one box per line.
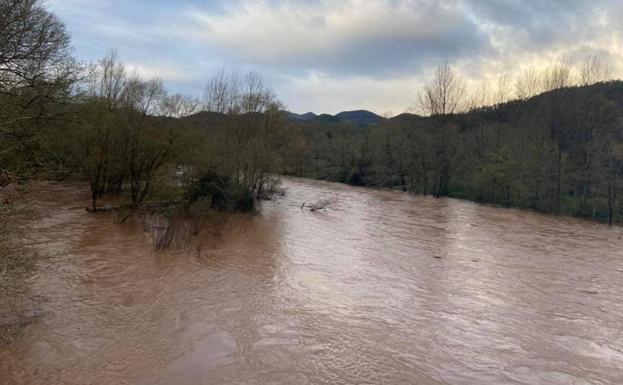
<box><xmin>48</xmin><ymin>0</ymin><xmax>623</xmax><ymax>114</ymax></box>
<box><xmin>125</xmin><ymin>62</ymin><xmax>196</xmax><ymax>82</ymax></box>
<box><xmin>464</xmin><ymin>0</ymin><xmax>622</xmax><ymax>59</ymax></box>
<box><xmin>185</xmin><ymin>0</ymin><xmax>491</xmax><ymax>77</ymax></box>
<box><xmin>272</xmin><ymin>71</ymin><xmax>424</xmax><ymax>114</ymax></box>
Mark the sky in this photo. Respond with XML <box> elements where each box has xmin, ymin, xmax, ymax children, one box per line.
<box><xmin>48</xmin><ymin>0</ymin><xmax>623</xmax><ymax>115</ymax></box>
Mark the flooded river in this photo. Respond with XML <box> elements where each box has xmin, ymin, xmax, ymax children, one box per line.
<box><xmin>2</xmin><ymin>178</ymin><xmax>623</xmax><ymax>384</ymax></box>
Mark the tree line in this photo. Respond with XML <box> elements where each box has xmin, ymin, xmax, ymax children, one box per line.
<box><xmin>1</xmin><ymin>0</ymin><xmax>292</xmax><ymax>219</ymax></box>
<box><xmin>288</xmin><ymin>61</ymin><xmax>623</xmax><ymax>225</ymax></box>
<box><xmin>2</xmin><ymin>0</ymin><xmax>623</xmax><ymax>227</ymax></box>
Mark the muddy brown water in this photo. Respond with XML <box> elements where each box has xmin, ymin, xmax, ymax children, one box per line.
<box><xmin>2</xmin><ymin>178</ymin><xmax>623</xmax><ymax>385</ymax></box>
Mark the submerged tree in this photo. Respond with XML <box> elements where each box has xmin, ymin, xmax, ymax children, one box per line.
<box><xmin>194</xmin><ymin>70</ymin><xmax>288</xmax><ymax>209</ymax></box>
<box><xmin>73</xmin><ymin>51</ymin><xmax>197</xmax><ymax>213</ymax></box>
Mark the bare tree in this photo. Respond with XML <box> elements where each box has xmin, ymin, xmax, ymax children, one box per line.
<box><xmin>514</xmin><ymin>69</ymin><xmax>543</xmax><ymax>100</ymax></box>
<box><xmin>417</xmin><ymin>63</ymin><xmax>466</xmax><ymax>116</ymax></box>
<box><xmin>579</xmin><ymin>55</ymin><xmax>612</xmax><ymax>86</ymax></box>
<box><xmin>77</xmin><ymin>51</ymin><xmax>127</xmax><ymax>209</ymax></box>
<box><xmin>122</xmin><ymin>74</ymin><xmax>165</xmax><ymax>115</ymax></box>
<box><xmin>416</xmin><ymin>63</ymin><xmax>466</xmax><ymax>197</ymax></box>
<box><xmin>535</xmin><ymin>60</ymin><xmax>575</xmax><ymax>213</ymax></box>
<box><xmin>494</xmin><ymin>74</ymin><xmax>512</xmax><ymax>105</ymax></box>
<box><xmin>466</xmin><ymin>80</ymin><xmax>490</xmax><ymax>112</ymax></box>
<box><xmin>542</xmin><ymin>61</ymin><xmax>573</xmax><ymax>92</ymax></box>
<box><xmin>77</xmin><ymin>52</ymin><xmax>195</xmax><ymax>213</ymax></box>
<box><xmin>162</xmin><ymin>93</ymin><xmax>199</xmax><ymax>117</ymax></box>
<box><xmin>0</xmin><ymin>0</ymin><xmax>74</xmax><ymax>96</ymax></box>
<box><xmin>0</xmin><ymin>0</ymin><xmax>80</xmax><ymax>175</ymax></box>
<box><xmin>199</xmin><ymin>70</ymin><xmax>287</xmax><ymax>203</ymax></box>
<box><xmin>203</xmin><ymin>69</ymin><xmax>240</xmax><ymax>114</ymax></box>
<box><xmin>239</xmin><ymin>71</ymin><xmax>275</xmax><ymax>114</ymax></box>
<box><xmin>91</xmin><ymin>49</ymin><xmax>126</xmax><ymax>108</ymax></box>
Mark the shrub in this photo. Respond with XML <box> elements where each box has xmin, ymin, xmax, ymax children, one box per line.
<box><xmin>187</xmin><ymin>171</ymin><xmax>255</xmax><ymax>212</ymax></box>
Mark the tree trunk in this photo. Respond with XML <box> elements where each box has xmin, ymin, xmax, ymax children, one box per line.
<box><xmin>91</xmin><ymin>189</ymin><xmax>97</xmax><ymax>212</ymax></box>
<box><xmin>608</xmin><ymin>182</ymin><xmax>614</xmax><ymax>226</ymax></box>
<box><xmin>555</xmin><ymin>142</ymin><xmax>562</xmax><ymax>213</ymax></box>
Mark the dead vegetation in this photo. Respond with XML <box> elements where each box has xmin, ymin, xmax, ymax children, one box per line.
<box><xmin>138</xmin><ymin>199</ymin><xmax>231</xmax><ymax>251</ymax></box>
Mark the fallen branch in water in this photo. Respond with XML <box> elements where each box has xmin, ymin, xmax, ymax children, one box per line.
<box><xmin>85</xmin><ymin>206</ymin><xmax>117</xmax><ymax>213</ymax></box>
<box><xmin>301</xmin><ymin>197</ymin><xmax>334</xmax><ymax>212</ymax></box>
<box><xmin>85</xmin><ymin>201</ymin><xmax>183</xmax><ymax>215</ymax></box>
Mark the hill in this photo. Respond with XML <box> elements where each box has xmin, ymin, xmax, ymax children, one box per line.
<box><xmin>286</xmin><ymin>111</ymin><xmax>317</xmax><ymax>122</ymax></box>
<box><xmin>284</xmin><ymin>109</ymin><xmax>385</xmax><ymax>126</ymax></box>
<box><xmin>285</xmin><ymin>81</ymin><xmax>623</xmax><ymax>225</ymax></box>
<box><xmin>335</xmin><ymin>110</ymin><xmax>385</xmax><ymax>125</ymax></box>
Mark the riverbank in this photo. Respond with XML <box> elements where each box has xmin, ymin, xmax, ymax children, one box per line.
<box><xmin>289</xmin><ymin>173</ymin><xmax>623</xmax><ymax>228</ymax></box>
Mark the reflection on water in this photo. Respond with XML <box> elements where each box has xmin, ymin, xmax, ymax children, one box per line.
<box><xmin>2</xmin><ymin>178</ymin><xmax>623</xmax><ymax>384</ymax></box>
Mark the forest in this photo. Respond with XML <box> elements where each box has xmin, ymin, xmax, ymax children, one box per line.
<box><xmin>290</xmin><ymin>77</ymin><xmax>623</xmax><ymax>225</ymax></box>
<box><xmin>2</xmin><ymin>0</ymin><xmax>623</xmax><ymax>230</ymax></box>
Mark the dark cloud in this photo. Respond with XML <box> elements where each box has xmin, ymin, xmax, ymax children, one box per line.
<box><xmin>188</xmin><ymin>1</ymin><xmax>493</xmax><ymax>77</ymax></box>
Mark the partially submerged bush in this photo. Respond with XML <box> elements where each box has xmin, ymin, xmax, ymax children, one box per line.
<box><xmin>187</xmin><ymin>171</ymin><xmax>255</xmax><ymax>212</ymax></box>
<box><xmin>143</xmin><ymin>171</ymin><xmax>286</xmax><ymax>250</ymax></box>
<box><xmin>143</xmin><ymin>196</ymin><xmax>231</xmax><ymax>251</ymax></box>
<box><xmin>258</xmin><ymin>175</ymin><xmax>286</xmax><ymax>200</ymax></box>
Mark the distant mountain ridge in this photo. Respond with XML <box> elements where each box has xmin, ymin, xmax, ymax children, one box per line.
<box><xmin>285</xmin><ymin>109</ymin><xmax>385</xmax><ymax>126</ymax></box>
<box><xmin>286</xmin><ymin>111</ymin><xmax>318</xmax><ymax>122</ymax></box>
<box><xmin>183</xmin><ymin>109</ymin><xmax>387</xmax><ymax>127</ymax></box>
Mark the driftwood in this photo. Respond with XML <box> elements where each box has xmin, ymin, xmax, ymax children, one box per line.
<box><xmin>301</xmin><ymin>197</ymin><xmax>334</xmax><ymax>212</ymax></box>
<box><xmin>85</xmin><ymin>206</ymin><xmax>117</xmax><ymax>213</ymax></box>
<box><xmin>85</xmin><ymin>200</ymin><xmax>182</xmax><ymax>214</ymax></box>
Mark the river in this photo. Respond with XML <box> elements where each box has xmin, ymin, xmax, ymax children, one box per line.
<box><xmin>2</xmin><ymin>178</ymin><xmax>623</xmax><ymax>384</ymax></box>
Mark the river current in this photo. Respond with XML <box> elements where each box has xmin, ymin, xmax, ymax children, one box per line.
<box><xmin>2</xmin><ymin>178</ymin><xmax>623</xmax><ymax>384</ymax></box>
